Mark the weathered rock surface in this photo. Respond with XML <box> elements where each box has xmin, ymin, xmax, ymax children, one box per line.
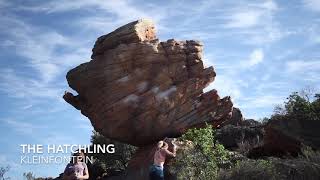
<box><xmin>249</xmin><ymin>118</ymin><xmax>320</xmax><ymax>158</ymax></box>
<box><xmin>220</xmin><ymin>107</ymin><xmax>244</xmax><ymax>126</ymax></box>
<box><xmin>64</xmin><ymin>19</ymin><xmax>234</xmax><ymax>146</ymax></box>
<box><xmin>241</xmin><ymin>119</ymin><xmax>262</xmax><ymax>127</ymax></box>
<box><xmin>216</xmin><ymin>124</ymin><xmax>264</xmax><ymax>150</ymax></box>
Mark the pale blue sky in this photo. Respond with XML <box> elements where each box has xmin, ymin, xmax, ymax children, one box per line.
<box><xmin>0</xmin><ymin>0</ymin><xmax>320</xmax><ymax>178</ymax></box>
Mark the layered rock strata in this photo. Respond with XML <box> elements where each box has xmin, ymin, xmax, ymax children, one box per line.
<box><xmin>63</xmin><ymin>19</ymin><xmax>233</xmax><ymax>146</ymax></box>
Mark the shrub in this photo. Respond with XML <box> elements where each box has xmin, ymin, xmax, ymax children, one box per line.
<box><xmin>218</xmin><ymin>159</ymin><xmax>278</xmax><ymax>180</ymax></box>
<box><xmin>0</xmin><ymin>166</ymin><xmax>10</xmax><ymax>180</ymax></box>
<box><xmin>271</xmin><ymin>157</ymin><xmax>320</xmax><ymax>180</ymax></box>
<box><xmin>300</xmin><ymin>146</ymin><xmax>320</xmax><ymax>164</ymax></box>
<box><xmin>271</xmin><ymin>91</ymin><xmax>320</xmax><ymax>121</ymax></box>
<box><xmin>181</xmin><ymin>124</ymin><xmax>230</xmax><ymax>165</ymax></box>
<box><xmin>170</xmin><ymin>124</ymin><xmax>230</xmax><ymax>180</ymax></box>
<box><xmin>23</xmin><ymin>172</ymin><xmax>35</xmax><ymax>180</ymax></box>
<box><xmin>88</xmin><ymin>131</ymin><xmax>137</xmax><ymax>179</ymax></box>
<box><xmin>218</xmin><ymin>146</ymin><xmax>320</xmax><ymax>180</ymax></box>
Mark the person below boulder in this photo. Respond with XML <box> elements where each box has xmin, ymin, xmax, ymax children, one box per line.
<box><xmin>149</xmin><ymin>140</ymin><xmax>177</xmax><ymax>180</ymax></box>
<box><xmin>63</xmin><ymin>150</ymin><xmax>89</xmax><ymax>180</ymax></box>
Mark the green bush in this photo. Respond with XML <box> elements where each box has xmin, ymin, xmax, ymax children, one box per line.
<box><xmin>181</xmin><ymin>124</ymin><xmax>229</xmax><ymax>165</ymax></box>
<box><xmin>0</xmin><ymin>166</ymin><xmax>10</xmax><ymax>180</ymax></box>
<box><xmin>271</xmin><ymin>91</ymin><xmax>320</xmax><ymax>121</ymax></box>
<box><xmin>23</xmin><ymin>172</ymin><xmax>35</xmax><ymax>180</ymax></box>
<box><xmin>171</xmin><ymin>124</ymin><xmax>230</xmax><ymax>180</ymax></box>
<box><xmin>88</xmin><ymin>131</ymin><xmax>137</xmax><ymax>179</ymax></box>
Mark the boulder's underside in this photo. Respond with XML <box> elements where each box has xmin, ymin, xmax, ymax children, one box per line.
<box><xmin>63</xmin><ymin>19</ymin><xmax>234</xmax><ymax>147</ymax></box>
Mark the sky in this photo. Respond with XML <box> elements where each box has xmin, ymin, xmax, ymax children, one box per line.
<box><xmin>0</xmin><ymin>0</ymin><xmax>320</xmax><ymax>178</ymax></box>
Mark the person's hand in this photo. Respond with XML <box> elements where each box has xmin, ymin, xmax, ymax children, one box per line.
<box><xmin>173</xmin><ymin>143</ymin><xmax>177</xmax><ymax>150</ymax></box>
<box><xmin>171</xmin><ymin>138</ymin><xmax>176</xmax><ymax>144</ymax></box>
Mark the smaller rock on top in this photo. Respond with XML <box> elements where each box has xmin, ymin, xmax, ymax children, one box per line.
<box><xmin>92</xmin><ymin>19</ymin><xmax>156</xmax><ymax>58</ymax></box>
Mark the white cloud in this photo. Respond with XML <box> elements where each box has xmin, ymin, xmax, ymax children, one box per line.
<box><xmin>225</xmin><ymin>0</ymin><xmax>277</xmax><ymax>29</ymax></box>
<box><xmin>245</xmin><ymin>26</ymin><xmax>295</xmax><ymax>45</ymax></box>
<box><xmin>18</xmin><ymin>0</ymin><xmax>164</xmax><ymax>31</ymax></box>
<box><xmin>204</xmin><ymin>74</ymin><xmax>243</xmax><ymax>105</ymax></box>
<box><xmin>203</xmin><ymin>49</ymin><xmax>264</xmax><ymax>109</ymax></box>
<box><xmin>286</xmin><ymin>60</ymin><xmax>320</xmax><ymax>73</ymax></box>
<box><xmin>240</xmin><ymin>94</ymin><xmax>285</xmax><ymax>109</ymax></box>
<box><xmin>304</xmin><ymin>0</ymin><xmax>320</xmax><ymax>12</ymax></box>
<box><xmin>0</xmin><ymin>14</ymin><xmax>82</xmax><ymax>83</ymax></box>
<box><xmin>219</xmin><ymin>0</ymin><xmax>289</xmax><ymax>45</ymax></box>
<box><xmin>0</xmin><ymin>155</ymin><xmax>6</xmax><ymax>163</ymax></box>
<box><xmin>0</xmin><ymin>68</ymin><xmax>73</xmax><ymax>116</ymax></box>
<box><xmin>238</xmin><ymin>49</ymin><xmax>264</xmax><ymax>68</ymax></box>
<box><xmin>255</xmin><ymin>81</ymin><xmax>289</xmax><ymax>92</ymax></box>
<box><xmin>248</xmin><ymin>48</ymin><xmax>264</xmax><ymax>66</ymax></box>
<box><xmin>0</xmin><ymin>12</ymin><xmax>92</xmax><ymax>111</ymax></box>
<box><xmin>285</xmin><ymin>60</ymin><xmax>320</xmax><ymax>82</ymax></box>
<box><xmin>21</xmin><ymin>104</ymin><xmax>33</xmax><ymax>110</ymax></box>
<box><xmin>17</xmin><ymin>31</ymin><xmax>78</xmax><ymax>82</ymax></box>
<box><xmin>261</xmin><ymin>0</ymin><xmax>278</xmax><ymax>11</ymax></box>
<box><xmin>225</xmin><ymin>10</ymin><xmax>262</xmax><ymax>28</ymax></box>
<box><xmin>3</xmin><ymin>118</ymin><xmax>45</xmax><ymax>134</ymax></box>
<box><xmin>77</xmin><ymin>123</ymin><xmax>93</xmax><ymax>131</ymax></box>
<box><xmin>43</xmin><ymin>134</ymin><xmax>77</xmax><ymax>145</ymax></box>
<box><xmin>33</xmin><ymin>0</ymin><xmax>148</xmax><ymax>18</ymax></box>
<box><xmin>0</xmin><ymin>0</ymin><xmax>9</xmax><ymax>9</ymax></box>
<box><xmin>307</xmin><ymin>25</ymin><xmax>320</xmax><ymax>44</ymax></box>
<box><xmin>0</xmin><ymin>69</ymin><xmax>61</xmax><ymax>99</ymax></box>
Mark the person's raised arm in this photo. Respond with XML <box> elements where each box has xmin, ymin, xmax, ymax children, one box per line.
<box><xmin>164</xmin><ymin>149</ymin><xmax>176</xmax><ymax>157</ymax></box>
<box><xmin>83</xmin><ymin>164</ymin><xmax>90</xmax><ymax>179</ymax></box>
<box><xmin>164</xmin><ymin>143</ymin><xmax>177</xmax><ymax>157</ymax></box>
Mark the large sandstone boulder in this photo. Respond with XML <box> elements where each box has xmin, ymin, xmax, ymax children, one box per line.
<box><xmin>63</xmin><ymin>19</ymin><xmax>234</xmax><ymax>146</ymax></box>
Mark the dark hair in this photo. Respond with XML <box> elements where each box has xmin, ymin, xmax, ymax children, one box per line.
<box><xmin>70</xmin><ymin>150</ymin><xmax>84</xmax><ymax>163</ymax></box>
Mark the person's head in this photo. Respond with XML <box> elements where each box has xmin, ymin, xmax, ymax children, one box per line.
<box><xmin>157</xmin><ymin>141</ymin><xmax>164</xmax><ymax>149</ymax></box>
<box><xmin>79</xmin><ymin>149</ymin><xmax>85</xmax><ymax>160</ymax></box>
<box><xmin>71</xmin><ymin>152</ymin><xmax>82</xmax><ymax>164</ymax></box>
<box><xmin>71</xmin><ymin>150</ymin><xmax>85</xmax><ymax>164</ymax></box>
<box><xmin>162</xmin><ymin>142</ymin><xmax>169</xmax><ymax>149</ymax></box>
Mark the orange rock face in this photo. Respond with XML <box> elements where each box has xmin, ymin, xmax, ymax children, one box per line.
<box><xmin>63</xmin><ymin>19</ymin><xmax>233</xmax><ymax>146</ymax></box>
